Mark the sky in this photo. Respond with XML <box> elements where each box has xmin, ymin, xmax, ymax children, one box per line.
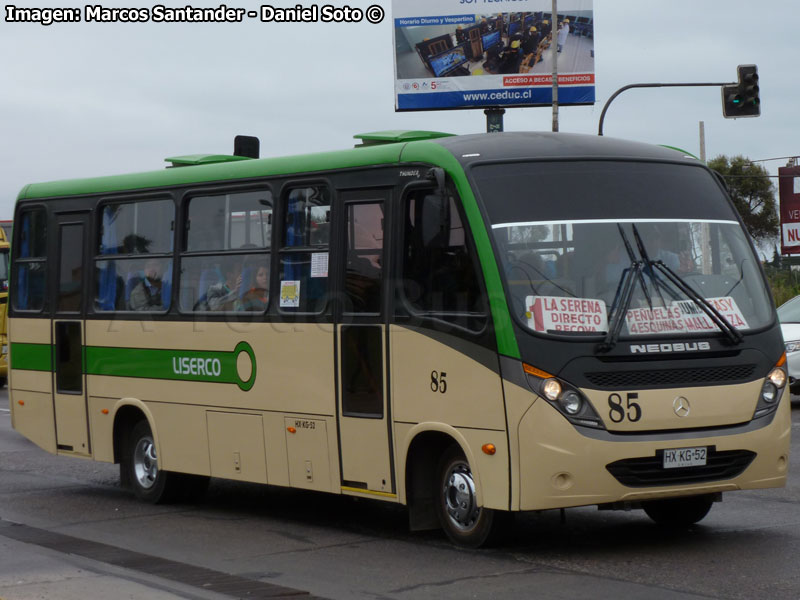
<box><xmin>1</xmin><ymin>0</ymin><xmax>797</xmax><ymax>226</ymax></box>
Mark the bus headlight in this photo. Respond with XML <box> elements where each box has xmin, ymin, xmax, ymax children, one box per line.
<box><xmin>542</xmin><ymin>379</ymin><xmax>562</xmax><ymax>401</ymax></box>
<box><xmin>523</xmin><ymin>362</ymin><xmax>605</xmax><ymax>430</ymax></box>
<box><xmin>560</xmin><ymin>391</ymin><xmax>582</xmax><ymax>415</ymax></box>
<box><xmin>767</xmin><ymin>367</ymin><xmax>787</xmax><ymax>389</ymax></box>
<box><xmin>753</xmin><ymin>361</ymin><xmax>787</xmax><ymax>419</ymax></box>
<box><xmin>761</xmin><ymin>382</ymin><xmax>778</xmax><ymax>404</ymax></box>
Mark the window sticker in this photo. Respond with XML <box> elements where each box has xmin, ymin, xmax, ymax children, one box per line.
<box><xmin>625</xmin><ymin>296</ymin><xmax>749</xmax><ymax>335</ymax></box>
<box><xmin>310</xmin><ymin>252</ymin><xmax>329</xmax><ymax>278</ymax></box>
<box><xmin>525</xmin><ymin>295</ymin><xmax>608</xmax><ymax>333</ymax></box>
<box><xmin>280</xmin><ymin>280</ymin><xmax>301</xmax><ymax>308</ymax></box>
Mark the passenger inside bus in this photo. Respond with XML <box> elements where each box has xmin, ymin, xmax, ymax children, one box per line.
<box><xmin>128</xmin><ymin>259</ymin><xmax>165</xmax><ymax>311</ymax></box>
<box><xmin>239</xmin><ymin>264</ymin><xmax>269</xmax><ymax>311</ymax></box>
<box><xmin>204</xmin><ymin>257</ymin><xmax>242</xmax><ymax>311</ymax></box>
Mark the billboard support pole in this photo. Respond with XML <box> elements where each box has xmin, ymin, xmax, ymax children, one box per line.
<box><xmin>551</xmin><ymin>0</ymin><xmax>559</xmax><ymax>132</ymax></box>
<box><xmin>485</xmin><ymin>108</ymin><xmax>505</xmax><ymax>133</ymax></box>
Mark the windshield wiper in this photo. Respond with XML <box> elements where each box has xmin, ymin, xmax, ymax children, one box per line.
<box><xmin>618</xmin><ymin>224</ymin><xmax>654</xmax><ymax>309</ymax></box>
<box><xmin>629</xmin><ymin>224</ymin><xmax>743</xmax><ymax>346</ymax></box>
<box><xmin>631</xmin><ymin>225</ymin><xmax>677</xmax><ymax>307</ymax></box>
<box><xmin>597</xmin><ymin>261</ymin><xmax>641</xmax><ymax>352</ymax></box>
<box><xmin>651</xmin><ymin>260</ymin><xmax>743</xmax><ymax>345</ymax></box>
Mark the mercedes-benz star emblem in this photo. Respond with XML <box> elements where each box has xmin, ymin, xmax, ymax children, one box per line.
<box><xmin>673</xmin><ymin>396</ymin><xmax>691</xmax><ymax>417</ymax></box>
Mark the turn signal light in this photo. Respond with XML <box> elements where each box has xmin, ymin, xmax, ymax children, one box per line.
<box><xmin>523</xmin><ymin>363</ymin><xmax>554</xmax><ymax>379</ymax></box>
<box><xmin>287</xmin><ymin>427</ymin><xmax>296</xmax><ymax>434</ymax></box>
<box><xmin>482</xmin><ymin>443</ymin><xmax>496</xmax><ymax>455</ymax></box>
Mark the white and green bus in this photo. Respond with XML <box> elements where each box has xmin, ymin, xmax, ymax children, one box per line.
<box><xmin>9</xmin><ymin>131</ymin><xmax>789</xmax><ymax>546</ymax></box>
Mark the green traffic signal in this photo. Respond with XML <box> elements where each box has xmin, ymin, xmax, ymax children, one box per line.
<box><xmin>722</xmin><ymin>64</ymin><xmax>760</xmax><ymax>118</ymax></box>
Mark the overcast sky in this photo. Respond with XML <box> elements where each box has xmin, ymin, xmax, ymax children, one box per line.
<box><xmin>1</xmin><ymin>0</ymin><xmax>797</xmax><ymax>222</ymax></box>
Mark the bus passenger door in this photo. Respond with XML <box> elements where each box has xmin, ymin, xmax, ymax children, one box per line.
<box><xmin>52</xmin><ymin>212</ymin><xmax>90</xmax><ymax>456</ymax></box>
<box><xmin>335</xmin><ymin>192</ymin><xmax>394</xmax><ymax>496</ymax></box>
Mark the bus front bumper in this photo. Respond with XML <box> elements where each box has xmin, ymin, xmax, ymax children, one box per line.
<box><xmin>516</xmin><ymin>392</ymin><xmax>790</xmax><ymax>511</ymax></box>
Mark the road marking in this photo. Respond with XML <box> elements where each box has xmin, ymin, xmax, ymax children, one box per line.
<box><xmin>0</xmin><ymin>521</ymin><xmax>324</xmax><ymax>598</ymax></box>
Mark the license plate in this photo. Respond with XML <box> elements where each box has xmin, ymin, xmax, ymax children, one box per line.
<box><xmin>663</xmin><ymin>446</ymin><xmax>707</xmax><ymax>469</ymax></box>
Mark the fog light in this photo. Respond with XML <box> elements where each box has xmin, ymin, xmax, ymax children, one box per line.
<box><xmin>761</xmin><ymin>381</ymin><xmax>778</xmax><ymax>404</ymax></box>
<box><xmin>560</xmin><ymin>391</ymin><xmax>582</xmax><ymax>415</ymax></box>
<box><xmin>768</xmin><ymin>367</ymin><xmax>787</xmax><ymax>389</ymax></box>
<box><xmin>542</xmin><ymin>379</ymin><xmax>562</xmax><ymax>401</ymax></box>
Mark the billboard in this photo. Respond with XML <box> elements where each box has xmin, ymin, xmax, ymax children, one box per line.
<box><xmin>780</xmin><ymin>166</ymin><xmax>800</xmax><ymax>255</ymax></box>
<box><xmin>392</xmin><ymin>0</ymin><xmax>595</xmax><ymax>111</ymax></box>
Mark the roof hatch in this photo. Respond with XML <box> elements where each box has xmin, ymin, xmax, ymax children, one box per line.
<box><xmin>164</xmin><ymin>154</ymin><xmax>254</xmax><ymax>168</ymax></box>
<box><xmin>353</xmin><ymin>130</ymin><xmax>454</xmax><ymax>147</ymax></box>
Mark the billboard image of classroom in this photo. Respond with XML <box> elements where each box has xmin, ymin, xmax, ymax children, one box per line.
<box><xmin>392</xmin><ymin>0</ymin><xmax>594</xmax><ymax>111</ymax></box>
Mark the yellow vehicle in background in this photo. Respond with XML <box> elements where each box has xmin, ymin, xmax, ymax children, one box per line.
<box><xmin>0</xmin><ymin>226</ymin><xmax>8</xmax><ymax>386</ymax></box>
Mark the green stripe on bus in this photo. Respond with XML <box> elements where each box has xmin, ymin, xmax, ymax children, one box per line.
<box><xmin>10</xmin><ymin>342</ymin><xmax>52</xmax><ymax>372</ymax></box>
<box><xmin>400</xmin><ymin>141</ymin><xmax>521</xmax><ymax>359</ymax></box>
<box><xmin>11</xmin><ymin>341</ymin><xmax>256</xmax><ymax>391</ymax></box>
<box><xmin>85</xmin><ymin>342</ymin><xmax>256</xmax><ymax>391</ymax></box>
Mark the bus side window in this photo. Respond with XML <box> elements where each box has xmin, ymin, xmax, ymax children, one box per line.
<box><xmin>399</xmin><ymin>187</ymin><xmax>487</xmax><ymax>331</ymax></box>
<box><xmin>180</xmin><ymin>189</ymin><xmax>272</xmax><ymax>313</ymax></box>
<box><xmin>94</xmin><ymin>200</ymin><xmax>174</xmax><ymax>312</ymax></box>
<box><xmin>278</xmin><ymin>186</ymin><xmax>331</xmax><ymax>313</ymax></box>
<box><xmin>13</xmin><ymin>208</ymin><xmax>48</xmax><ymax>312</ymax></box>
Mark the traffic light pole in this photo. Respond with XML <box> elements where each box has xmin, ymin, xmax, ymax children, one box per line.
<box><xmin>597</xmin><ymin>81</ymin><xmax>734</xmax><ymax>136</ymax></box>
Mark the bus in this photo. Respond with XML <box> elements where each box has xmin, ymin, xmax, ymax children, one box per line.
<box><xmin>0</xmin><ymin>226</ymin><xmax>9</xmax><ymax>386</ymax></box>
<box><xmin>8</xmin><ymin>131</ymin><xmax>789</xmax><ymax>547</ymax></box>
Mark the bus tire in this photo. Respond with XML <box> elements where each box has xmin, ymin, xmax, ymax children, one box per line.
<box><xmin>122</xmin><ymin>420</ymin><xmax>181</xmax><ymax>504</ymax></box>
<box><xmin>435</xmin><ymin>445</ymin><xmax>496</xmax><ymax>548</ymax></box>
<box><xmin>642</xmin><ymin>494</ymin><xmax>714</xmax><ymax>526</ymax></box>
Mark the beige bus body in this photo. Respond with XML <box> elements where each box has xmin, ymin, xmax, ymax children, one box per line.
<box><xmin>9</xmin><ymin>316</ymin><xmax>789</xmax><ymax>516</ymax></box>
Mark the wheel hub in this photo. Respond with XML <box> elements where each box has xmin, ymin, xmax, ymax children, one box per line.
<box><xmin>444</xmin><ymin>464</ymin><xmax>480</xmax><ymax>530</ymax></box>
<box><xmin>133</xmin><ymin>436</ymin><xmax>158</xmax><ymax>489</ymax></box>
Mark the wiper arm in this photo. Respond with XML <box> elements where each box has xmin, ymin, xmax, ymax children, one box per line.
<box><xmin>597</xmin><ymin>261</ymin><xmax>641</xmax><ymax>352</ymax></box>
<box><xmin>651</xmin><ymin>260</ymin><xmax>744</xmax><ymax>345</ymax></box>
<box><xmin>618</xmin><ymin>224</ymin><xmax>653</xmax><ymax>309</ymax></box>
<box><xmin>631</xmin><ymin>224</ymin><xmax>673</xmax><ymax>307</ymax></box>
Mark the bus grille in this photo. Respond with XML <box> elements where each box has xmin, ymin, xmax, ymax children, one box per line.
<box><xmin>606</xmin><ymin>450</ymin><xmax>756</xmax><ymax>487</ymax></box>
<box><xmin>584</xmin><ymin>364</ymin><xmax>757</xmax><ymax>389</ymax></box>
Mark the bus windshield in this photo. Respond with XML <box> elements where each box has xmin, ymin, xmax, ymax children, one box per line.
<box><xmin>474</xmin><ymin>160</ymin><xmax>774</xmax><ymax>339</ymax></box>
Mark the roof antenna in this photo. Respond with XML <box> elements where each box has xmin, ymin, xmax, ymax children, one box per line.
<box><xmin>234</xmin><ymin>135</ymin><xmax>259</xmax><ymax>159</ymax></box>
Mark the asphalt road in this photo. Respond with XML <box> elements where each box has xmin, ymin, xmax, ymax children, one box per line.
<box><xmin>2</xmin><ymin>390</ymin><xmax>800</xmax><ymax>600</ymax></box>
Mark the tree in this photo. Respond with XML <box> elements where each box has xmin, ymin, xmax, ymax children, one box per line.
<box><xmin>707</xmin><ymin>155</ymin><xmax>779</xmax><ymax>243</ymax></box>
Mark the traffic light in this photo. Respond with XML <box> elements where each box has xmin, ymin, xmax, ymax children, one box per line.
<box><xmin>722</xmin><ymin>64</ymin><xmax>760</xmax><ymax>118</ymax></box>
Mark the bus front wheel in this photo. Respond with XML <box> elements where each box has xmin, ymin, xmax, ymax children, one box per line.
<box><xmin>642</xmin><ymin>494</ymin><xmax>714</xmax><ymax>526</ymax></box>
<box><xmin>435</xmin><ymin>445</ymin><xmax>496</xmax><ymax>548</ymax></box>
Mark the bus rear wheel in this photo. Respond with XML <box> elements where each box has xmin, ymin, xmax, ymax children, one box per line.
<box><xmin>435</xmin><ymin>445</ymin><xmax>496</xmax><ymax>548</ymax></box>
<box><xmin>642</xmin><ymin>494</ymin><xmax>714</xmax><ymax>526</ymax></box>
<box><xmin>122</xmin><ymin>420</ymin><xmax>208</xmax><ymax>504</ymax></box>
